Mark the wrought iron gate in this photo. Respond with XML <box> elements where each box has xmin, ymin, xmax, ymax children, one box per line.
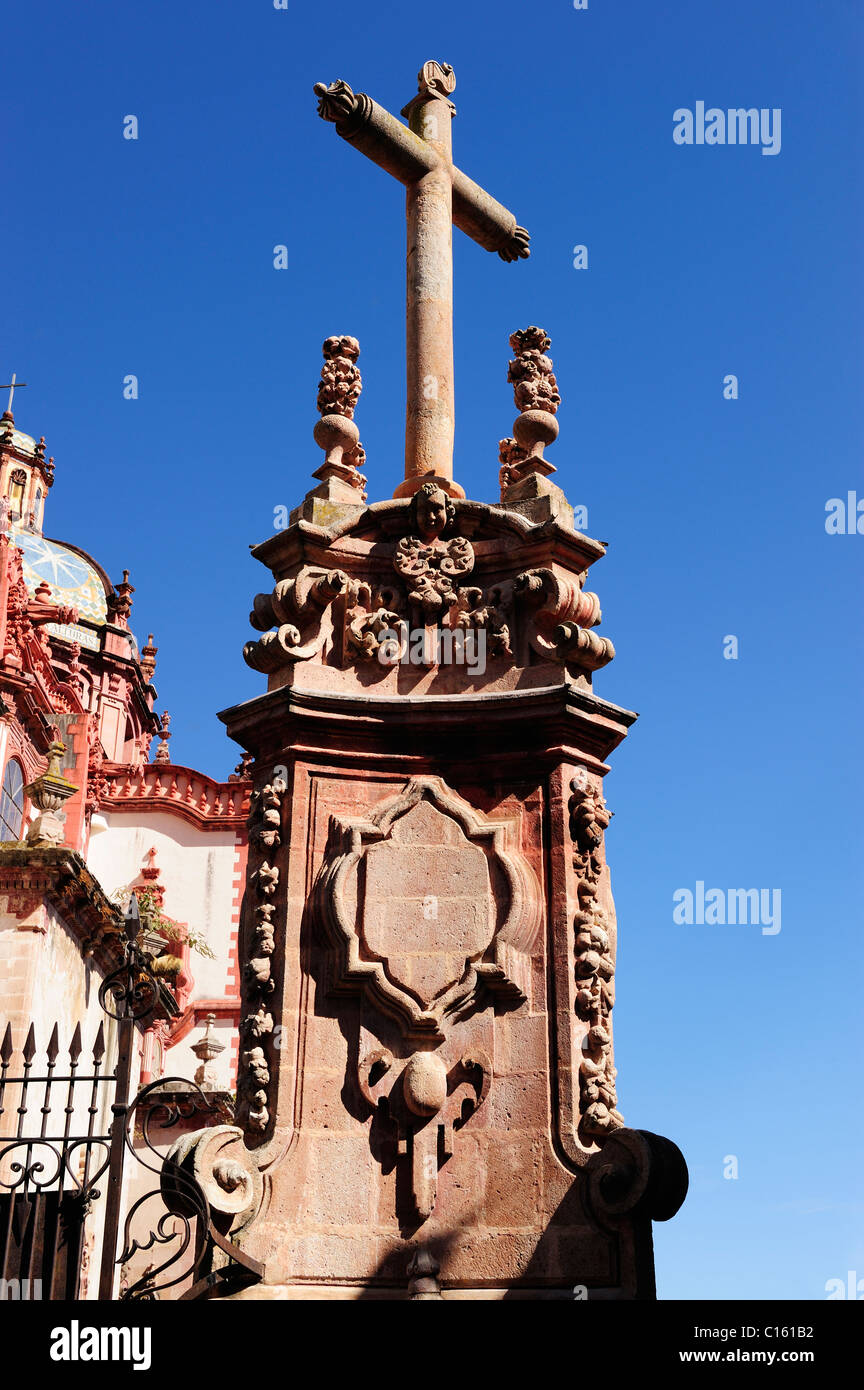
<box><xmin>0</xmin><ymin>898</ymin><xmax>262</xmax><ymax>1301</ymax></box>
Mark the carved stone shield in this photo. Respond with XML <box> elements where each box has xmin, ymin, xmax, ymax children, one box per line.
<box><xmin>316</xmin><ymin>776</ymin><xmax>541</xmax><ymax>1038</ymax></box>
<box><xmin>362</xmin><ymin>799</ymin><xmax>492</xmax><ymax>1006</ymax></box>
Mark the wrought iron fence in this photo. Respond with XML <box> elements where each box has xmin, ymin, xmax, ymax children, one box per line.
<box><xmin>0</xmin><ymin>1020</ymin><xmax>111</xmax><ymax>1299</ymax></box>
<box><xmin>0</xmin><ymin>896</ymin><xmax>262</xmax><ymax>1301</ymax></box>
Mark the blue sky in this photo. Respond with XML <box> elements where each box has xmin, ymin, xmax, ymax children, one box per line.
<box><xmin>4</xmin><ymin>0</ymin><xmax>862</xmax><ymax>1299</ymax></box>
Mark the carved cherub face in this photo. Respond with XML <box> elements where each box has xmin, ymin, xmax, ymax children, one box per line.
<box><xmin>414</xmin><ymin>485</ymin><xmax>449</xmax><ymax>541</ymax></box>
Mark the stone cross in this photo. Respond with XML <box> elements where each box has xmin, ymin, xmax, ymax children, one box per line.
<box><xmin>314</xmin><ymin>61</ymin><xmax>530</xmax><ymax>501</ymax></box>
<box><xmin>0</xmin><ymin>373</ymin><xmax>27</xmax><ymax>414</ymax></box>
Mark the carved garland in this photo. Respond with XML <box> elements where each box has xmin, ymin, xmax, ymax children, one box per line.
<box><xmin>237</xmin><ymin>775</ymin><xmax>286</xmax><ymax>1135</ymax></box>
<box><xmin>569</xmin><ymin>771</ymin><xmax>623</xmax><ymax>1138</ymax></box>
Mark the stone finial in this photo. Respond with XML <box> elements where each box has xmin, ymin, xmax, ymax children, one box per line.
<box><xmin>140</xmin><ymin>633</ymin><xmax>157</xmax><ymax>683</ymax></box>
<box><xmin>312</xmin><ymin>336</ymin><xmax>367</xmax><ymax>501</ymax></box>
<box><xmin>317</xmin><ymin>335</ymin><xmax>362</xmax><ymax>419</ymax></box>
<box><xmin>23</xmin><ymin>739</ymin><xmax>78</xmax><ymax>846</ymax></box>
<box><xmin>108</xmin><ymin>570</ymin><xmax>135</xmax><ymax>624</ymax></box>
<box><xmin>313</xmin><ymin>79</ymin><xmax>358</xmax><ymax>125</ymax></box>
<box><xmin>191</xmin><ymin>1013</ymin><xmax>226</xmax><ymax>1090</ymax></box>
<box><xmin>417</xmin><ymin>60</ymin><xmax>456</xmax><ymax>98</ymax></box>
<box><xmin>153</xmin><ymin>710</ymin><xmax>172</xmax><ymax>764</ymax></box>
<box><xmin>502</xmin><ymin>326</ymin><xmax>560</xmax><ymax>486</ymax></box>
<box><xmin>508</xmin><ymin>327</ymin><xmax>560</xmax><ymax>414</ymax></box>
<box><xmin>229</xmin><ymin>751</ymin><xmax>254</xmax><ymax>783</ymax></box>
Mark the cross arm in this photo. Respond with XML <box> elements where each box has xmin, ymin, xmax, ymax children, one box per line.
<box><xmin>451</xmin><ymin>168</ymin><xmax>530</xmax><ymax>262</ymax></box>
<box><xmin>315</xmin><ymin>80</ymin><xmax>438</xmax><ymax>189</ymax></box>
<box><xmin>315</xmin><ymin>80</ymin><xmax>530</xmax><ymax>262</ymax></box>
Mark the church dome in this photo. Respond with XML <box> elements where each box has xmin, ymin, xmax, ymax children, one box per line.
<box><xmin>5</xmin><ymin>426</ymin><xmax>37</xmax><ymax>456</ymax></box>
<box><xmin>10</xmin><ymin>525</ymin><xmax>109</xmax><ymax>624</ymax></box>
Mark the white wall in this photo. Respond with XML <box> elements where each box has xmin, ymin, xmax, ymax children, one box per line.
<box><xmin>87</xmin><ymin>810</ymin><xmax>239</xmax><ymax>998</ymax></box>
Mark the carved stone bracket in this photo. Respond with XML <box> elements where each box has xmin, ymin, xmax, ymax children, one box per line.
<box><xmin>164</xmin><ymin>1124</ymin><xmax>263</xmax><ymax>1230</ymax></box>
<box><xmin>585</xmin><ymin>1128</ymin><xmax>688</xmax><ymax>1229</ymax></box>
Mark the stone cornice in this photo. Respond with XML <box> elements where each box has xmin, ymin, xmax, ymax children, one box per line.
<box><xmin>0</xmin><ymin>844</ymin><xmax>177</xmax><ymax>1020</ymax></box>
<box><xmin>220</xmin><ymin>679</ymin><xmax>637</xmax><ymax>768</ymax></box>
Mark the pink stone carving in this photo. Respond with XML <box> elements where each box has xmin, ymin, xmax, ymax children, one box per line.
<box><xmin>503</xmin><ymin>327</ymin><xmax>562</xmax><ymax>483</ymax></box>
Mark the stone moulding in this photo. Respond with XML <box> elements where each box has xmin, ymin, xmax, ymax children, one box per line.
<box><xmin>313</xmin><ymin>775</ymin><xmax>541</xmax><ymax>1041</ymax></box>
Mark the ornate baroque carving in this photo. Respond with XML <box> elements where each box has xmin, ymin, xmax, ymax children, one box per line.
<box><xmin>238</xmin><ymin>775</ymin><xmax>286</xmax><ymax>1135</ymax></box>
<box><xmin>515</xmin><ymin>566</ymin><xmax>613</xmax><ymax>673</ymax></box>
<box><xmin>244</xmin><ymin>568</ymin><xmax>348</xmax><ymax>672</ymax></box>
<box><xmin>569</xmin><ymin>769</ymin><xmax>623</xmax><ymax>1137</ymax></box>
<box><xmin>359</xmin><ymin>1046</ymin><xmax>491</xmax><ymax>1222</ymax></box>
<box><xmin>242</xmin><ymin>494</ymin><xmax>615</xmax><ymax>681</ymax></box>
<box><xmin>393</xmin><ymin>482</ymin><xmax>474</xmax><ymax>622</ymax></box>
<box><xmin>313</xmin><ymin>78</ymin><xmax>359</xmax><ymax>126</ymax></box>
<box><xmin>502</xmin><ymin>326</ymin><xmax>561</xmax><ymax>483</ymax></box>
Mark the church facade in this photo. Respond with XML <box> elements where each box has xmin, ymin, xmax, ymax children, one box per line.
<box><xmin>0</xmin><ymin>398</ymin><xmax>246</xmax><ymax>1149</ymax></box>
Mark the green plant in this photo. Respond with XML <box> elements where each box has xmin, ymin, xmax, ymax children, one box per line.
<box><xmin>111</xmin><ymin>883</ymin><xmax>216</xmax><ymax>961</ymax></box>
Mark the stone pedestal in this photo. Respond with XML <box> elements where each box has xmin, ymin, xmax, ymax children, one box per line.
<box><xmin>184</xmin><ymin>483</ymin><xmax>686</xmax><ymax>1300</ymax></box>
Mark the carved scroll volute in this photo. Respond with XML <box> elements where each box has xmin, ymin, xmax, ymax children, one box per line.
<box><xmin>164</xmin><ymin>1125</ymin><xmax>263</xmax><ymax>1235</ymax></box>
<box><xmin>514</xmin><ymin>565</ymin><xmax>613</xmax><ymax>673</ymax></box>
<box><xmin>586</xmin><ymin>1128</ymin><xmax>688</xmax><ymax>1230</ymax></box>
<box><xmin>244</xmin><ymin>568</ymin><xmax>349</xmax><ymax>673</ymax></box>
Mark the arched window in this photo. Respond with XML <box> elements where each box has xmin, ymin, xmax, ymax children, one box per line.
<box><xmin>0</xmin><ymin>759</ymin><xmax>25</xmax><ymax>841</ymax></box>
<box><xmin>8</xmin><ymin>468</ymin><xmax>27</xmax><ymax>520</ymax></box>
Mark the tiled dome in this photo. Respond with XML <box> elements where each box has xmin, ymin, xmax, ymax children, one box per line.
<box><xmin>11</xmin><ymin>526</ymin><xmax>109</xmax><ymax>624</ymax></box>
